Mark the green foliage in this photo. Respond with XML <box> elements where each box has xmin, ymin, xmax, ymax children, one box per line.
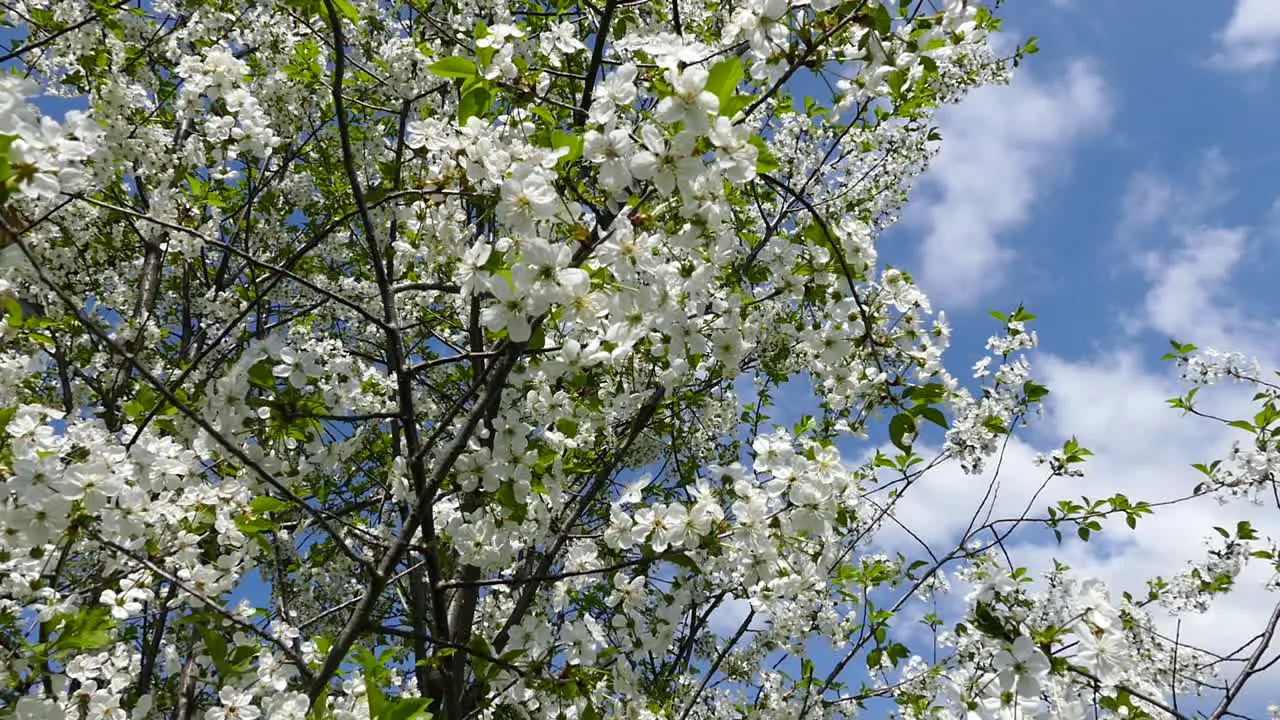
<box><xmin>47</xmin><ymin>607</ymin><xmax>116</xmax><ymax>657</ymax></box>
<box><xmin>458</xmin><ymin>85</ymin><xmax>493</xmax><ymax>123</ymax></box>
<box><xmin>428</xmin><ymin>57</ymin><xmax>478</xmax><ymax>79</ymax></box>
<box><xmin>705</xmin><ymin>58</ymin><xmax>743</xmax><ymax>111</ymax></box>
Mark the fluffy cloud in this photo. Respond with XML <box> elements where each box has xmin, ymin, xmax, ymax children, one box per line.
<box><xmin>1028</xmin><ymin>351</ymin><xmax>1278</xmax><ymax>682</ymax></box>
<box><xmin>885</xmin><ymin>155</ymin><xmax>1280</xmax><ymax>708</ymax></box>
<box><xmin>1116</xmin><ymin>151</ymin><xmax>1230</xmax><ymax>243</ymax></box>
<box><xmin>1137</xmin><ymin>226</ymin><xmax>1251</xmax><ymax>348</ymax></box>
<box><xmin>907</xmin><ymin>60</ymin><xmax>1109</xmax><ymax>307</ymax></box>
<box><xmin>1119</xmin><ymin>152</ymin><xmax>1279</xmax><ymax>357</ymax></box>
<box><xmin>1214</xmin><ymin>0</ymin><xmax>1280</xmax><ymax>70</ymax></box>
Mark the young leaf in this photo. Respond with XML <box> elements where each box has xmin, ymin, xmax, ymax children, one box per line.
<box><xmin>888</xmin><ymin>414</ymin><xmax>915</xmax><ymax>452</ymax></box>
<box><xmin>706</xmin><ymin>57</ymin><xmax>744</xmax><ymax>110</ymax></box>
<box><xmin>749</xmin><ymin>135</ymin><xmax>779</xmax><ymax>173</ymax></box>
<box><xmin>331</xmin><ymin>0</ymin><xmax>359</xmax><ymax>22</ymax></box>
<box><xmin>429</xmin><ymin>56</ymin><xmax>478</xmax><ymax>79</ymax></box>
<box><xmin>382</xmin><ymin>698</ymin><xmax>434</xmax><ymax>720</ymax></box>
<box><xmin>550</xmin><ymin>130</ymin><xmax>583</xmax><ymax>166</ymax></box>
<box><xmin>250</xmin><ymin>496</ymin><xmax>292</xmax><ymax>514</ymax></box>
<box><xmin>458</xmin><ymin>85</ymin><xmax>493</xmax><ymax>123</ymax></box>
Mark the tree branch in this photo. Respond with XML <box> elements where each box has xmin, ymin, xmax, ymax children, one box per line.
<box><xmin>574</xmin><ymin>0</ymin><xmax>619</xmax><ymax>128</ymax></box>
<box><xmin>1208</xmin><ymin>599</ymin><xmax>1280</xmax><ymax>720</ymax></box>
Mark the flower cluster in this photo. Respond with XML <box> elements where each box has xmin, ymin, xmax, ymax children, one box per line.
<box><xmin>8</xmin><ymin>1</ymin><xmax>1265</xmax><ymax>719</ymax></box>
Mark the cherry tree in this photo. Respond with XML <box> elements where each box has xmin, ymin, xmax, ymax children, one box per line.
<box><xmin>1</xmin><ymin>0</ymin><xmax>1277</xmax><ymax>719</ymax></box>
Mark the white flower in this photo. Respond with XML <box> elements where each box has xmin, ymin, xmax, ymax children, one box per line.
<box><xmin>262</xmin><ymin>692</ymin><xmax>309</xmax><ymax>720</ymax></box>
<box><xmin>584</xmin><ymin>127</ymin><xmax>636</xmax><ymax>193</ymax></box>
<box><xmin>540</xmin><ymin>21</ymin><xmax>585</xmax><ymax>67</ymax></box>
<box><xmin>100</xmin><ymin>588</ymin><xmax>144</xmax><ymax>620</ymax></box>
<box><xmin>206</xmin><ymin>686</ymin><xmax>261</xmax><ymax>720</ymax></box>
<box><xmin>656</xmin><ymin>67</ymin><xmax>720</xmax><ymax>132</ymax></box>
<box><xmin>457</xmin><ymin>240</ymin><xmax>493</xmax><ymax>296</ymax></box>
<box><xmin>630</xmin><ymin>124</ymin><xmax>696</xmax><ymax>196</ymax></box>
<box><xmin>590</xmin><ymin>64</ymin><xmax>638</xmax><ymax>125</ymax></box>
<box><xmin>14</xmin><ymin>697</ymin><xmax>61</xmax><ymax>720</ymax></box>
<box><xmin>497</xmin><ymin>166</ymin><xmax>559</xmax><ymax>234</ymax></box>
<box><xmin>1073</xmin><ymin>624</ymin><xmax>1125</xmax><ymax>686</ymax></box>
<box><xmin>708</xmin><ymin>116</ymin><xmax>758</xmax><ymax>182</ymax></box>
<box><xmin>610</xmin><ymin>573</ymin><xmax>647</xmax><ymax>611</ymax></box>
<box><xmin>966</xmin><ymin>570</ymin><xmax>1017</xmax><ymax>604</ymax></box>
<box><xmin>480</xmin><ymin>277</ymin><xmax>532</xmax><ymax>343</ymax></box>
<box><xmin>656</xmin><ymin>502</ymin><xmax>693</xmax><ymax>549</ymax></box>
<box><xmin>992</xmin><ymin>636</ymin><xmax>1050</xmax><ymax>698</ymax></box>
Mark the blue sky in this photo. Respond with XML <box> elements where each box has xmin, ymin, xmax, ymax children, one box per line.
<box><xmin>721</xmin><ymin>2</ymin><xmax>1280</xmax><ymax>713</ymax></box>
<box><xmin>867</xmin><ymin>0</ymin><xmax>1280</xmax><ymax>711</ymax></box>
<box><xmin>895</xmin><ymin>0</ymin><xmax>1280</xmax><ymax>361</ymax></box>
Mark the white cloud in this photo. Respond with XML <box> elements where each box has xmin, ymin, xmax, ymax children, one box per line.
<box><xmin>883</xmin><ymin>156</ymin><xmax>1280</xmax><ymax>706</ymax></box>
<box><xmin>707</xmin><ymin>595</ymin><xmax>772</xmax><ymax>636</ymax></box>
<box><xmin>909</xmin><ymin>60</ymin><xmax>1110</xmax><ymax>307</ymax></box>
<box><xmin>1022</xmin><ymin>352</ymin><xmax>1280</xmax><ymax>683</ymax></box>
<box><xmin>1117</xmin><ymin>150</ymin><xmax>1230</xmax><ymax>242</ymax></box>
<box><xmin>1039</xmin><ymin>159</ymin><xmax>1280</xmax><ymax>686</ymax></box>
<box><xmin>1117</xmin><ymin>152</ymin><xmax>1279</xmax><ymax>357</ymax></box>
<box><xmin>877</xmin><ymin>352</ymin><xmax>1280</xmax><ymax>702</ymax></box>
<box><xmin>1137</xmin><ymin>226</ymin><xmax>1250</xmax><ymax>347</ymax></box>
<box><xmin>1115</xmin><ymin>172</ymin><xmax>1176</xmax><ymax>241</ymax></box>
<box><xmin>1214</xmin><ymin>0</ymin><xmax>1280</xmax><ymax>70</ymax></box>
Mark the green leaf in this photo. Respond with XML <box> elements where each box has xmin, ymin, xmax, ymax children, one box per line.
<box><xmin>668</xmin><ymin>553</ymin><xmax>698</xmax><ymax>572</ymax></box>
<box><xmin>1162</xmin><ymin>338</ymin><xmax>1198</xmax><ymax>360</ymax></box>
<box><xmin>550</xmin><ymin>130</ymin><xmax>582</xmax><ymax>166</ymax></box>
<box><xmin>235</xmin><ymin>515</ymin><xmax>275</xmax><ymax>536</ymax></box>
<box><xmin>282</xmin><ymin>0</ymin><xmax>324</xmax><ymax>19</ymax></box>
<box><xmin>982</xmin><ymin>416</ymin><xmax>1009</xmax><ymax>435</ymax></box>
<box><xmin>888</xmin><ymin>414</ymin><xmax>915</xmax><ymax>452</ymax></box>
<box><xmin>460</xmin><ymin>73</ymin><xmax>485</xmax><ymax>96</ymax></box>
<box><xmin>382</xmin><ymin>697</ymin><xmax>434</xmax><ymax>720</ymax></box>
<box><xmin>1</xmin><ymin>298</ymin><xmax>22</xmax><ymax>328</ymax></box>
<box><xmin>458</xmin><ymin>85</ymin><xmax>492</xmax><ymax>124</ymax></box>
<box><xmin>1010</xmin><ymin>306</ymin><xmax>1037</xmax><ymax>322</ymax></box>
<box><xmin>555</xmin><ymin>417</ymin><xmax>579</xmax><ymax>438</ymax></box>
<box><xmin>1022</xmin><ymin>380</ymin><xmax>1049</xmax><ymax>403</ymax></box>
<box><xmin>366</xmin><ymin>675</ymin><xmax>387</xmax><ymax>718</ymax></box>
<box><xmin>0</xmin><ymin>134</ymin><xmax>16</xmax><ymax>186</ymax></box>
<box><xmin>250</xmin><ymin>496</ymin><xmax>292</xmax><ymax>514</ymax></box>
<box><xmin>248</xmin><ymin>360</ymin><xmax>276</xmax><ymax>391</ymax></box>
<box><xmin>885</xmin><ymin>69</ymin><xmax>906</xmax><ymax>96</ymax></box>
<box><xmin>227</xmin><ymin>644</ymin><xmax>260</xmax><ymax>673</ymax></box>
<box><xmin>50</xmin><ymin>607</ymin><xmax>115</xmax><ymax>656</ymax></box>
<box><xmin>916</xmin><ymin>406</ymin><xmax>948</xmax><ymax>429</ymax></box>
<box><xmin>749</xmin><ymin>135</ymin><xmax>779</xmax><ymax>174</ymax></box>
<box><xmin>529</xmin><ymin>106</ymin><xmax>556</xmax><ymax>126</ymax></box>
<box><xmin>199</xmin><ymin>625</ymin><xmax>231</xmax><ymax>678</ymax></box>
<box><xmin>468</xmin><ymin>634</ymin><xmax>498</xmax><ymax>682</ymax></box>
<box><xmin>331</xmin><ymin>0</ymin><xmax>359</xmax><ymax>22</ymax></box>
<box><xmin>722</xmin><ymin>94</ymin><xmax>752</xmax><ymax>118</ymax></box>
<box><xmin>705</xmin><ymin>57</ymin><xmax>743</xmax><ymax>110</ymax></box>
<box><xmin>428</xmin><ymin>56</ymin><xmax>478</xmax><ymax>79</ymax></box>
<box><xmin>868</xmin><ymin>2</ymin><xmax>892</xmax><ymax>35</ymax></box>
<box><xmin>495</xmin><ymin>482</ymin><xmax>525</xmax><ymax>522</ymax></box>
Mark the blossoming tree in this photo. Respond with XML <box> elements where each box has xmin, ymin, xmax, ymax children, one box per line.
<box><xmin>1</xmin><ymin>0</ymin><xmax>1278</xmax><ymax>718</ymax></box>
